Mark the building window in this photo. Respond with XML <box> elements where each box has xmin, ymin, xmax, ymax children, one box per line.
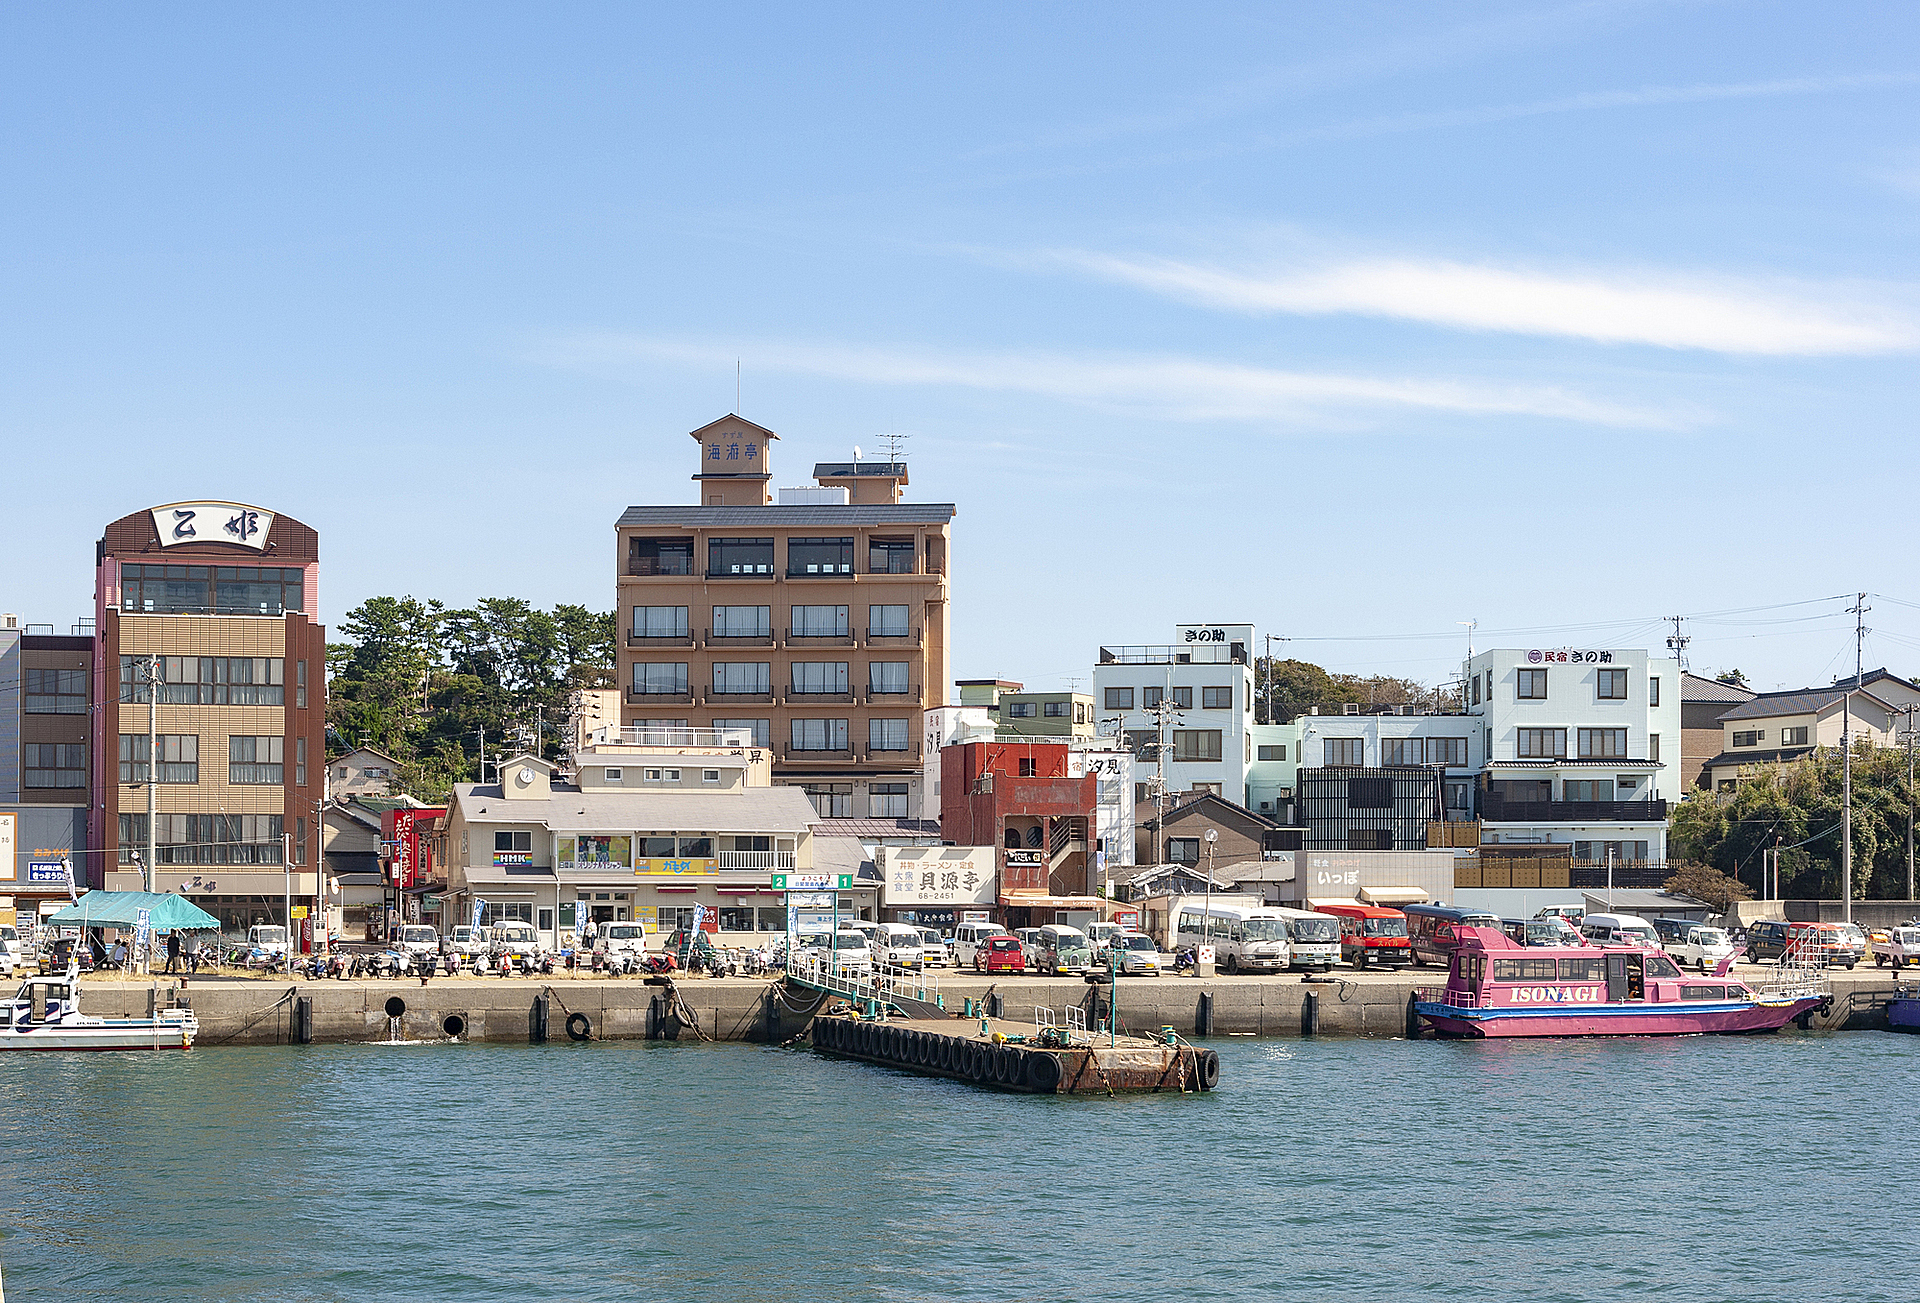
<box><xmin>870</xmin><ymin>782</ymin><xmax>909</xmax><ymax>817</ymax></box>
<box><xmin>296</xmin><ymin>658</ymin><xmax>308</xmax><ymax>709</ymax></box>
<box><xmin>118</xmin><ymin>563</ymin><xmax>304</xmax><ymax>616</ymax></box>
<box><xmin>604</xmin><ymin>768</ymin><xmax>624</xmax><ymax>781</ymax></box>
<box><xmin>1143</xmin><ymin>686</ymin><xmax>1163</xmax><ymax>709</ymax></box>
<box><xmin>712</xmin><ymin>662</ymin><xmax>771</xmax><ymax>694</ymax></box>
<box><xmin>295</xmin><ymin>737</ymin><xmax>307</xmax><ymax>787</ymax></box>
<box><xmin>1191</xmin><ymin>781</ymin><xmax>1222</xmax><ymax>795</ymax></box>
<box><xmin>1649</xmin><ymin>676</ymin><xmax>1661</xmax><ymax>707</ymax></box>
<box><xmin>1258</xmin><ymin>744</ymin><xmax>1286</xmax><ymax>761</ymax></box>
<box><xmin>1172</xmin><ymin>687</ymin><xmax>1193</xmax><ymax>709</ymax></box>
<box><xmin>1043</xmin><ymin>701</ymin><xmax>1069</xmax><ymax>717</ymax></box>
<box><xmin>25</xmin><ymin>667</ymin><xmax>86</xmax><ymax>714</ymax></box>
<box><xmin>1172</xmin><ymin>730</ymin><xmax>1222</xmax><ymax>762</ymax></box>
<box><xmin>791</xmin><ymin>662</ymin><xmax>850</xmax><ymax>694</ymax></box>
<box><xmin>1597</xmin><ymin>668</ymin><xmax>1628</xmax><ymax>700</ymax></box>
<box><xmin>791</xmin><ymin>718</ymin><xmax>849</xmax><ymax>752</ymax></box>
<box><xmin>869</xmin><ymin>718</ymin><xmax>910</xmax><ymax>752</ymax></box>
<box><xmin>868</xmin><ymin>604</ymin><xmax>911</xmax><ymax>638</ymax></box>
<box><xmin>791</xmin><ymin>605</ymin><xmax>850</xmax><ymax>637</ymax></box>
<box><xmin>1202</xmin><ymin>686</ymin><xmax>1232</xmax><ymax>710</ymax></box>
<box><xmin>1105</xmin><ymin>687</ymin><xmax>1134</xmax><ymax>710</ymax></box>
<box><xmin>869</xmin><ymin>538</ymin><xmax>915</xmax><ymax>574</ymax></box>
<box><xmin>294</xmin><ymin>816</ymin><xmax>306</xmax><ymax>865</ymax></box>
<box><xmin>1382</xmin><ymin>738</ymin><xmax>1424</xmax><ymax>766</ymax></box>
<box><xmin>120</xmin><ymin>656</ymin><xmax>284</xmax><ymax>705</ymax></box>
<box><xmin>1517</xmin><ymin>669</ymin><xmax>1547</xmax><ymax>699</ymax></box>
<box><xmin>1517</xmin><ymin>728</ymin><xmax>1567</xmax><ymax>759</ymax></box>
<box><xmin>703</xmin><ymin>769</ymin><xmax>721</xmax><ymax>783</ymax></box>
<box><xmin>711</xmin><ymin>718</ymin><xmax>771</xmax><ymax>747</ymax></box>
<box><xmin>632</xmin><ymin>662</ymin><xmax>689</xmax><ymax>695</ymax></box>
<box><xmin>1780</xmin><ymin>726</ymin><xmax>1808</xmax><ymax>747</ymax></box>
<box><xmin>787</xmin><ymin>537</ymin><xmax>854</xmax><ymax>576</ymax></box>
<box><xmin>119</xmin><ymin>734</ymin><xmax>199</xmax><ymax>784</ymax></box>
<box><xmin>1731</xmin><ymin>730</ymin><xmax>1760</xmax><ymax>748</ymax></box>
<box><xmin>229</xmin><ymin>736</ymin><xmax>285</xmax><ymax>784</ymax></box>
<box><xmin>869</xmin><ymin>662</ymin><xmax>910</xmax><ymax>694</ymax></box>
<box><xmin>1125</xmin><ymin>729</ymin><xmax>1157</xmax><ymax>760</ymax></box>
<box><xmin>1348</xmin><ymin>776</ymin><xmax>1392</xmax><ymax>808</ymax></box>
<box><xmin>1348</xmin><ymin>829</ymin><xmax>1392</xmax><ymax>851</ymax></box>
<box><xmin>1323</xmin><ymin>738</ymin><xmax>1365</xmax><ymax>766</ymax></box>
<box><xmin>1431</xmin><ymin>737</ymin><xmax>1469</xmax><ymax>766</ymax></box>
<box><xmin>800</xmin><ymin>782</ymin><xmax>853</xmax><ymax>817</ymax></box>
<box><xmin>628</xmin><ymin>537</ymin><xmax>693</xmax><ymax>576</ymax></box>
<box><xmin>494</xmin><ymin>831</ymin><xmax>532</xmax><ymax>853</ymax></box>
<box><xmin>1470</xmin><ymin>675</ymin><xmax>1480</xmax><ymax>707</ymax></box>
<box><xmin>1573</xmin><ymin>839</ymin><xmax>1648</xmax><ymax>862</ymax></box>
<box><xmin>708</xmin><ymin>538</ymin><xmax>774</xmax><ymax>576</ymax></box>
<box><xmin>1563</xmin><ymin>779</ymin><xmax>1615</xmax><ymax>802</ymax></box>
<box><xmin>1649</xmin><ymin>733</ymin><xmax>1660</xmax><ymax>762</ymax></box>
<box><xmin>1166</xmin><ymin>838</ymin><xmax>1200</xmax><ymax>865</ymax></box>
<box><xmin>1007</xmin><ymin>701</ymin><xmax>1037</xmax><ymax>718</ymax></box>
<box><xmin>634</xmin><ymin>605</ymin><xmax>691</xmax><ymax>637</ymax></box>
<box><xmin>1018</xmin><ymin>758</ymin><xmax>1037</xmax><ymax>777</ymax></box>
<box><xmin>119</xmin><ymin>812</ymin><xmax>282</xmax><ymax>864</ymax></box>
<box><xmin>24</xmin><ymin>743</ymin><xmax>86</xmax><ymax>788</ymax></box>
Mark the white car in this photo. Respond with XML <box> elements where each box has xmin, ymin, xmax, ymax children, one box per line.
<box><xmin>599</xmin><ymin>922</ymin><xmax>650</xmax><ymax>965</ymax></box>
<box><xmin>449</xmin><ymin>926</ymin><xmax>492</xmax><ymax>960</ymax></box>
<box><xmin>393</xmin><ymin>924</ymin><xmax>440</xmax><ymax>962</ymax></box>
<box><xmin>0</xmin><ymin>939</ymin><xmax>17</xmax><ymax>979</ymax></box>
<box><xmin>490</xmin><ymin>923</ymin><xmax>542</xmax><ymax>961</ymax></box>
<box><xmin>952</xmin><ymin>922</ymin><xmax>1002</xmax><ymax>969</ymax></box>
<box><xmin>1652</xmin><ymin>919</ymin><xmax>1735</xmax><ymax>973</ymax></box>
<box><xmin>1105</xmin><ymin>932</ymin><xmax>1163</xmax><ymax>977</ymax></box>
<box><xmin>869</xmin><ymin>923</ymin><xmax>924</xmax><ymax>970</ymax></box>
<box><xmin>799</xmin><ymin>931</ymin><xmax>873</xmax><ymax>978</ymax></box>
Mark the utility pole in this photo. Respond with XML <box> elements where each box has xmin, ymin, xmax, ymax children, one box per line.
<box><xmin>145</xmin><ymin>655</ymin><xmax>159</xmax><ymax>892</ymax></box>
<box><xmin>1144</xmin><ymin>675</ymin><xmax>1183</xmax><ymax>865</ymax></box>
<box><xmin>1262</xmin><ymin>634</ymin><xmax>1286</xmax><ymax>725</ymax></box>
<box><xmin>1843</xmin><ymin>593</ymin><xmax>1868</xmax><ymax>921</ymax></box>
<box><xmin>1665</xmin><ymin>615</ymin><xmax>1690</xmax><ymax>673</ymax></box>
<box><xmin>1902</xmin><ymin>704</ymin><xmax>1918</xmax><ymax>903</ymax></box>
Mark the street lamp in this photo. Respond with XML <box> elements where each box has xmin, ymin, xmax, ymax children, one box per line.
<box><xmin>1204</xmin><ymin>828</ymin><xmax>1218</xmax><ymax>965</ymax></box>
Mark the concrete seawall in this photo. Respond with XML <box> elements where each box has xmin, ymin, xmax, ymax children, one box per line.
<box><xmin>77</xmin><ymin>967</ymin><xmax>1913</xmax><ymax>1046</ymax></box>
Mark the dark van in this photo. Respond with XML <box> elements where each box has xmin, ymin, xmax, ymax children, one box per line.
<box><xmin>1404</xmin><ymin>903</ymin><xmax>1501</xmax><ymax>967</ymax></box>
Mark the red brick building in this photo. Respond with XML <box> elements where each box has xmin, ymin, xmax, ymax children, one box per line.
<box><xmin>939</xmin><ymin>740</ymin><xmax>1097</xmax><ymax>927</ymax></box>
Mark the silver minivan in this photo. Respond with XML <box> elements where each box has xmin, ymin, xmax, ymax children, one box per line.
<box><xmin>952</xmin><ymin>921</ymin><xmax>1001</xmax><ymax>968</ymax></box>
<box><xmin>870</xmin><ymin>922</ymin><xmax>925</xmax><ymax>970</ymax></box>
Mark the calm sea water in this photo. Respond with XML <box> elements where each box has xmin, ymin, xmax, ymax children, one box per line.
<box><xmin>0</xmin><ymin>1030</ymin><xmax>1913</xmax><ymax>1302</ymax></box>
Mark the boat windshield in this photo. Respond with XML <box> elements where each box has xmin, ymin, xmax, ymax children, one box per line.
<box><xmin>1242</xmin><ymin>920</ymin><xmax>1289</xmax><ymax>942</ymax></box>
<box><xmin>1362</xmin><ymin>917</ymin><xmax>1408</xmax><ymax>938</ymax></box>
<box><xmin>1691</xmin><ymin>928</ymin><xmax>1729</xmax><ymax>947</ymax></box>
<box><xmin>1290</xmin><ymin>919</ymin><xmax>1338</xmax><ymax>943</ymax></box>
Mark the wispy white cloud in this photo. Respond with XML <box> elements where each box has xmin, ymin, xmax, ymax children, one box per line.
<box><xmin>1049</xmin><ymin>250</ymin><xmax>1920</xmax><ymax>356</ymax></box>
<box><xmin>547</xmin><ymin>334</ymin><xmax>1697</xmax><ymax>431</ymax></box>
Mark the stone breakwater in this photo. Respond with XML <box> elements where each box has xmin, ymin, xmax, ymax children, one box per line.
<box><xmin>75</xmin><ymin>966</ymin><xmax>1910</xmax><ymax>1046</ymax></box>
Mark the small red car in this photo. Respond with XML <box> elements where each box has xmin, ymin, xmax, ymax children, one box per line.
<box><xmin>974</xmin><ymin>934</ymin><xmax>1026</xmax><ymax>974</ymax></box>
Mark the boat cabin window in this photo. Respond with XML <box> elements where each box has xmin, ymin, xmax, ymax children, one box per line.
<box><xmin>1560</xmin><ymin>957</ymin><xmax>1605</xmax><ymax>982</ymax></box>
<box><xmin>1680</xmin><ymin>985</ymin><xmax>1729</xmax><ymax>1001</ymax></box>
<box><xmin>1644</xmin><ymin>954</ymin><xmax>1682</xmax><ymax>979</ymax></box>
<box><xmin>1493</xmin><ymin>958</ymin><xmax>1559</xmax><ymax>981</ymax></box>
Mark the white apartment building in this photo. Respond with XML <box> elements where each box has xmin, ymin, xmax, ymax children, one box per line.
<box><xmin>1463</xmin><ymin>647</ymin><xmax>1681</xmax><ymax>862</ymax></box>
<box><xmin>1095</xmin><ymin>623</ymin><xmax>1258</xmax><ymax>810</ymax></box>
<box><xmin>1296</xmin><ymin>709</ymin><xmax>1486</xmax><ymax>822</ymax></box>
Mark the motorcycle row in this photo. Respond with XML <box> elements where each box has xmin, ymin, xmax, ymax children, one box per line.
<box><xmin>291</xmin><ymin>946</ymin><xmax>774</xmax><ymax>981</ymax></box>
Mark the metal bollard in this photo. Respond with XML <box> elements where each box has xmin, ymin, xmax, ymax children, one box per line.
<box><xmin>1302</xmin><ymin>991</ymin><xmax>1320</xmax><ymax>1037</ymax></box>
<box><xmin>987</xmin><ymin>993</ymin><xmax>1004</xmax><ymax>1019</ymax></box>
<box><xmin>529</xmin><ymin>993</ymin><xmax>549</xmax><ymax>1044</ymax></box>
<box><xmin>1196</xmin><ymin>991</ymin><xmax>1214</xmax><ymax>1037</ymax></box>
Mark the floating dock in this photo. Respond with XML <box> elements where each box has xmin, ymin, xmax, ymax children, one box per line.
<box><xmin>809</xmin><ymin>1012</ymin><xmax>1219</xmax><ymax>1094</ymax></box>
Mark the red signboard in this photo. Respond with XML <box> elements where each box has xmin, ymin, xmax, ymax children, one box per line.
<box><xmin>381</xmin><ymin>807</ymin><xmax>446</xmax><ymax>890</ymax></box>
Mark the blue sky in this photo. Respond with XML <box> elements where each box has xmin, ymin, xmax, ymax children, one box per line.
<box><xmin>5</xmin><ymin>2</ymin><xmax>1918</xmax><ymax>693</ymax></box>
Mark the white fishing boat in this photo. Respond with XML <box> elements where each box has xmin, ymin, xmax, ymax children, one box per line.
<box><xmin>0</xmin><ymin>969</ymin><xmax>197</xmax><ymax>1051</ymax></box>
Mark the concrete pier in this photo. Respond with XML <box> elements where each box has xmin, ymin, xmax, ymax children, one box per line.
<box><xmin>73</xmin><ymin>966</ymin><xmax>1913</xmax><ymax>1046</ymax></box>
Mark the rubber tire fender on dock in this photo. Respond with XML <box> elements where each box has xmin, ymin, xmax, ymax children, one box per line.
<box><xmin>1194</xmin><ymin>1048</ymin><xmax>1220</xmax><ymax>1091</ymax></box>
<box><xmin>910</xmin><ymin>1031</ymin><xmax>929</xmax><ymax>1065</ymax></box>
<box><xmin>938</xmin><ymin>1038</ymin><xmax>957</xmax><ymax>1072</ymax></box>
<box><xmin>818</xmin><ymin>1018</ymin><xmax>838</xmax><ymax>1049</ymax></box>
<box><xmin>1025</xmin><ymin>1051</ymin><xmax>1063</xmax><ymax>1093</ymax></box>
<box><xmin>565</xmin><ymin>1012</ymin><xmax>592</xmax><ymax>1042</ymax></box>
<box><xmin>1001</xmin><ymin>1047</ymin><xmax>1024</xmax><ymax>1085</ymax></box>
<box><xmin>886</xmin><ymin>1026</ymin><xmax>904</xmax><ymax>1060</ymax></box>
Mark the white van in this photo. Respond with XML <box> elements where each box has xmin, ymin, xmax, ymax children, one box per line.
<box><xmin>1085</xmin><ymin>920</ymin><xmax>1125</xmax><ymax>954</ymax></box>
<box><xmin>953</xmin><ymin>921</ymin><xmax>1002</xmax><ymax>968</ymax></box>
<box><xmin>1580</xmin><ymin>913</ymin><xmax>1660</xmax><ymax>947</ymax></box>
<box><xmin>449</xmin><ymin>925</ymin><xmax>491</xmax><ymax>959</ymax></box>
<box><xmin>491</xmin><ymin>922</ymin><xmax>542</xmax><ymax>959</ymax></box>
<box><xmin>870</xmin><ymin>923</ymin><xmax>925</xmax><ymax>970</ymax></box>
<box><xmin>393</xmin><ymin>925</ymin><xmax>439</xmax><ymax>961</ymax></box>
<box><xmin>600</xmin><ymin>922</ymin><xmax>650</xmax><ymax>962</ymax></box>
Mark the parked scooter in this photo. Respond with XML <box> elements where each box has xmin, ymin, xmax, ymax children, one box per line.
<box><xmin>1172</xmin><ymin>946</ymin><xmax>1198</xmax><ymax>974</ymax></box>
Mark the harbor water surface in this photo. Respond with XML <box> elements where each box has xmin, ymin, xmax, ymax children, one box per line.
<box><xmin>0</xmin><ymin>1032</ymin><xmax>1912</xmax><ymax>1301</ymax></box>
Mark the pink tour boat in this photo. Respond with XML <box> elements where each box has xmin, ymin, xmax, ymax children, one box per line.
<box><xmin>1414</xmin><ymin>925</ymin><xmax>1829</xmax><ymax>1039</ymax></box>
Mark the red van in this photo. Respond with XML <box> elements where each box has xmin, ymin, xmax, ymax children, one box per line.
<box><xmin>1316</xmin><ymin>903</ymin><xmax>1412</xmax><ymax>968</ymax></box>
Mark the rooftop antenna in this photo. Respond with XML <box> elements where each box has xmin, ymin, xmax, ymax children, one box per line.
<box><xmin>735</xmin><ymin>360</ymin><xmax>741</xmax><ymax>415</ymax></box>
<box><xmin>878</xmin><ymin>429</ymin><xmax>911</xmax><ymax>466</ymax></box>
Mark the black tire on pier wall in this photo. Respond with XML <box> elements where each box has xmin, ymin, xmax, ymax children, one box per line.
<box><xmin>1026</xmin><ymin>1051</ymin><xmax>1064</xmax><ymax>1093</ymax></box>
<box><xmin>1004</xmin><ymin>1048</ymin><xmax>1026</xmax><ymax>1086</ymax></box>
<box><xmin>910</xmin><ymin>1031</ymin><xmax>927</xmax><ymax>1065</ymax></box>
<box><xmin>565</xmin><ymin>1012</ymin><xmax>592</xmax><ymax>1042</ymax></box>
<box><xmin>1404</xmin><ymin>993</ymin><xmax>1423</xmax><ymax>1040</ymax></box>
<box><xmin>938</xmin><ymin>1038</ymin><xmax>957</xmax><ymax>1072</ymax></box>
<box><xmin>293</xmin><ymin>996</ymin><xmax>313</xmax><ymax>1045</ymax></box>
<box><xmin>1194</xmin><ymin>1048</ymin><xmax>1221</xmax><ymax>1091</ymax></box>
<box><xmin>996</xmin><ymin>1048</ymin><xmax>1016</xmax><ymax>1085</ymax></box>
<box><xmin>815</xmin><ymin>1018</ymin><xmax>833</xmax><ymax>1049</ymax></box>
<box><xmin>885</xmin><ymin>1027</ymin><xmax>901</xmax><ymax>1060</ymax></box>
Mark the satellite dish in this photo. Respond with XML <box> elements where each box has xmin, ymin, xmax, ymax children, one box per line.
<box><xmin>853</xmin><ymin>445</ymin><xmax>863</xmax><ymax>460</ymax></box>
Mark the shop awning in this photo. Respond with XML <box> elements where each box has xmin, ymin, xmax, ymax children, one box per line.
<box><xmin>45</xmin><ymin>891</ymin><xmax>221</xmax><ymax>931</ymax></box>
<box><xmin>1359</xmin><ymin>886</ymin><xmax>1431</xmax><ymax>906</ymax></box>
<box><xmin>997</xmin><ymin>895</ymin><xmax>1102</xmax><ymax>909</ymax></box>
<box><xmin>460</xmin><ymin>868</ymin><xmax>558</xmax><ymax>887</ymax></box>
<box><xmin>1305</xmin><ymin>896</ymin><xmax>1357</xmax><ymax>910</ymax></box>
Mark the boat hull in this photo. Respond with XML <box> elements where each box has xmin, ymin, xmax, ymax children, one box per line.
<box><xmin>1416</xmin><ymin>997</ymin><xmax>1825</xmax><ymax>1039</ymax></box>
<box><xmin>0</xmin><ymin>1020</ymin><xmax>196</xmax><ymax>1051</ymax></box>
<box><xmin>1888</xmin><ymin>997</ymin><xmax>1920</xmax><ymax>1033</ymax></box>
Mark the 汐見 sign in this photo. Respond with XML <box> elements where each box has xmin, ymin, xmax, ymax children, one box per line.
<box><xmin>880</xmin><ymin>846</ymin><xmax>994</xmax><ymax>907</ymax></box>
<box><xmin>149</xmin><ymin>502</ymin><xmax>277</xmax><ymax>551</ymax></box>
<box><xmin>1527</xmin><ymin>650</ymin><xmax>1615</xmax><ymax>664</ymax></box>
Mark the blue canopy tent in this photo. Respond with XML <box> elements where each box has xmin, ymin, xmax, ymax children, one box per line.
<box><xmin>45</xmin><ymin>891</ymin><xmax>222</xmax><ymax>931</ymax></box>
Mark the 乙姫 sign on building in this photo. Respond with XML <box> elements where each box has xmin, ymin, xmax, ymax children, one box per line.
<box><xmin>149</xmin><ymin>502</ymin><xmax>277</xmax><ymax>551</ymax></box>
<box><xmin>880</xmin><ymin>845</ymin><xmax>994</xmax><ymax>907</ymax></box>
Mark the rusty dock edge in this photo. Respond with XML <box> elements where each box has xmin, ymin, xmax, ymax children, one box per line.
<box><xmin>810</xmin><ymin>1014</ymin><xmax>1220</xmax><ymax>1095</ymax></box>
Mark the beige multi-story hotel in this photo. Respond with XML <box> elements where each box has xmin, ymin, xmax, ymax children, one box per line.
<box><xmin>615</xmin><ymin>416</ymin><xmax>954</xmax><ymax>821</ymax></box>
